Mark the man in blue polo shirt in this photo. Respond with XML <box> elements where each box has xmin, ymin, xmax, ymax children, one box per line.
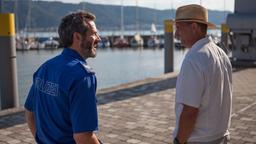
<box><xmin>25</xmin><ymin>11</ymin><xmax>102</xmax><ymax>144</ymax></box>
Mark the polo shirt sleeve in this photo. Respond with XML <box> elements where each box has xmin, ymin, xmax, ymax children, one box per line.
<box><xmin>176</xmin><ymin>59</ymin><xmax>205</xmax><ymax>108</ymax></box>
<box><xmin>69</xmin><ymin>75</ymin><xmax>98</xmax><ymax>133</ymax></box>
<box><xmin>24</xmin><ymin>84</ymin><xmax>35</xmax><ymax>112</ymax></box>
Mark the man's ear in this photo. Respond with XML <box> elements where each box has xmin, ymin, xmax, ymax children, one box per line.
<box><xmin>73</xmin><ymin>32</ymin><xmax>81</xmax><ymax>42</ymax></box>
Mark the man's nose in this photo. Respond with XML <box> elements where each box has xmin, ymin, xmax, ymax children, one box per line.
<box><xmin>96</xmin><ymin>34</ymin><xmax>101</xmax><ymax>41</ymax></box>
<box><xmin>174</xmin><ymin>30</ymin><xmax>180</xmax><ymax>40</ymax></box>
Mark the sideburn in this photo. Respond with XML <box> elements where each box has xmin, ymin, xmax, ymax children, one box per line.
<box><xmin>80</xmin><ymin>36</ymin><xmax>94</xmax><ymax>58</ymax></box>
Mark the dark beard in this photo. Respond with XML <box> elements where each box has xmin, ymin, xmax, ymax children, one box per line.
<box><xmin>80</xmin><ymin>38</ymin><xmax>96</xmax><ymax>58</ymax></box>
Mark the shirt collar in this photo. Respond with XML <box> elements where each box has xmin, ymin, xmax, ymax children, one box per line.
<box><xmin>191</xmin><ymin>35</ymin><xmax>213</xmax><ymax>51</ymax></box>
<box><xmin>62</xmin><ymin>48</ymin><xmax>86</xmax><ymax>63</ymax></box>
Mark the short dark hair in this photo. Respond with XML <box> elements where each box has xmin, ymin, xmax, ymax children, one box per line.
<box><xmin>58</xmin><ymin>11</ymin><xmax>96</xmax><ymax>48</ymax></box>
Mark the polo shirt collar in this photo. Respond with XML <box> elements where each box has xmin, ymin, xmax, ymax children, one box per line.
<box><xmin>62</xmin><ymin>48</ymin><xmax>86</xmax><ymax>63</ymax></box>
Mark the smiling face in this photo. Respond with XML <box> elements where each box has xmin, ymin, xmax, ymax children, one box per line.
<box><xmin>59</xmin><ymin>11</ymin><xmax>100</xmax><ymax>58</ymax></box>
<box><xmin>80</xmin><ymin>20</ymin><xmax>101</xmax><ymax>59</ymax></box>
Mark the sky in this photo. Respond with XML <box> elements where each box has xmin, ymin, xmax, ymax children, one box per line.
<box><xmin>43</xmin><ymin>0</ymin><xmax>235</xmax><ymax>12</ymax></box>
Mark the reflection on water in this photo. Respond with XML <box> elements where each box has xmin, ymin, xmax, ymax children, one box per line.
<box><xmin>17</xmin><ymin>48</ymin><xmax>187</xmax><ymax>105</ymax></box>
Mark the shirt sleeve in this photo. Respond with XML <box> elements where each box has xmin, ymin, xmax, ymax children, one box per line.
<box><xmin>24</xmin><ymin>84</ymin><xmax>35</xmax><ymax>112</ymax></box>
<box><xmin>176</xmin><ymin>59</ymin><xmax>205</xmax><ymax>108</ymax></box>
<box><xmin>69</xmin><ymin>75</ymin><xmax>98</xmax><ymax>133</ymax></box>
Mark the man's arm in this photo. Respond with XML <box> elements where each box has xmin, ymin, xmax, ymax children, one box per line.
<box><xmin>25</xmin><ymin>109</ymin><xmax>36</xmax><ymax>137</ymax></box>
<box><xmin>74</xmin><ymin>132</ymin><xmax>100</xmax><ymax>144</ymax></box>
<box><xmin>176</xmin><ymin>104</ymin><xmax>199</xmax><ymax>144</ymax></box>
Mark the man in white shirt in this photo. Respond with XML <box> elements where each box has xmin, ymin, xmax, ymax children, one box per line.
<box><xmin>173</xmin><ymin>4</ymin><xmax>232</xmax><ymax>144</ymax></box>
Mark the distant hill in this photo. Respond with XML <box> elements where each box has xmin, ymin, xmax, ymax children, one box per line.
<box><xmin>2</xmin><ymin>0</ymin><xmax>231</xmax><ymax>31</ymax></box>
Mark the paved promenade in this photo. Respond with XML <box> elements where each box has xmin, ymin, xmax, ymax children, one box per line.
<box><xmin>0</xmin><ymin>68</ymin><xmax>256</xmax><ymax>144</ymax></box>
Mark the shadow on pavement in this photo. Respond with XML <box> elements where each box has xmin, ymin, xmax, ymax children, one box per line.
<box><xmin>97</xmin><ymin>76</ymin><xmax>177</xmax><ymax>105</ymax></box>
<box><xmin>0</xmin><ymin>112</ymin><xmax>26</xmax><ymax>129</ymax></box>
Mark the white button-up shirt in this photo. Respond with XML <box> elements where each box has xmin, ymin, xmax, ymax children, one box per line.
<box><xmin>174</xmin><ymin>36</ymin><xmax>232</xmax><ymax>142</ymax></box>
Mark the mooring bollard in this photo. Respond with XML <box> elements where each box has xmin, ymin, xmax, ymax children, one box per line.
<box><xmin>164</xmin><ymin>20</ymin><xmax>174</xmax><ymax>73</ymax></box>
<box><xmin>221</xmin><ymin>23</ymin><xmax>229</xmax><ymax>52</ymax></box>
<box><xmin>0</xmin><ymin>13</ymin><xmax>19</xmax><ymax>109</ymax></box>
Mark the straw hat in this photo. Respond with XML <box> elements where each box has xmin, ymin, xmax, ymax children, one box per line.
<box><xmin>175</xmin><ymin>4</ymin><xmax>216</xmax><ymax>29</ymax></box>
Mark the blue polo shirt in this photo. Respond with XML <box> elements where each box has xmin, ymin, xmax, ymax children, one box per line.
<box><xmin>25</xmin><ymin>48</ymin><xmax>98</xmax><ymax>144</ymax></box>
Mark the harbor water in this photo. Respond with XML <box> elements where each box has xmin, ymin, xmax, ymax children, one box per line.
<box><xmin>17</xmin><ymin>48</ymin><xmax>187</xmax><ymax>105</ymax></box>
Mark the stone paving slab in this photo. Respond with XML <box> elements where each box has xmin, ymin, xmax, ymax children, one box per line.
<box><xmin>0</xmin><ymin>68</ymin><xmax>256</xmax><ymax>144</ymax></box>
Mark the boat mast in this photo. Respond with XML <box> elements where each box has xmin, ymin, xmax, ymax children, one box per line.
<box><xmin>121</xmin><ymin>0</ymin><xmax>124</xmax><ymax>38</ymax></box>
<box><xmin>135</xmin><ymin>0</ymin><xmax>139</xmax><ymax>34</ymax></box>
<box><xmin>223</xmin><ymin>0</ymin><xmax>226</xmax><ymax>17</ymax></box>
<box><xmin>170</xmin><ymin>0</ymin><xmax>174</xmax><ymax>19</ymax></box>
<box><xmin>153</xmin><ymin>3</ymin><xmax>157</xmax><ymax>24</ymax></box>
<box><xmin>151</xmin><ymin>3</ymin><xmax>157</xmax><ymax>34</ymax></box>
<box><xmin>24</xmin><ymin>0</ymin><xmax>32</xmax><ymax>39</ymax></box>
<box><xmin>15</xmin><ymin>0</ymin><xmax>18</xmax><ymax>36</ymax></box>
<box><xmin>82</xmin><ymin>0</ymin><xmax>85</xmax><ymax>11</ymax></box>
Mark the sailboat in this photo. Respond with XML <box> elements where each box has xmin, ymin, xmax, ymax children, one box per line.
<box><xmin>15</xmin><ymin>0</ymin><xmax>31</xmax><ymax>50</ymax></box>
<box><xmin>130</xmin><ymin>0</ymin><xmax>144</xmax><ymax>48</ymax></box>
<box><xmin>147</xmin><ymin>23</ymin><xmax>160</xmax><ymax>48</ymax></box>
<box><xmin>16</xmin><ymin>0</ymin><xmax>39</xmax><ymax>50</ymax></box>
<box><xmin>130</xmin><ymin>33</ymin><xmax>144</xmax><ymax>47</ymax></box>
<box><xmin>113</xmin><ymin>0</ymin><xmax>129</xmax><ymax>48</ymax></box>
